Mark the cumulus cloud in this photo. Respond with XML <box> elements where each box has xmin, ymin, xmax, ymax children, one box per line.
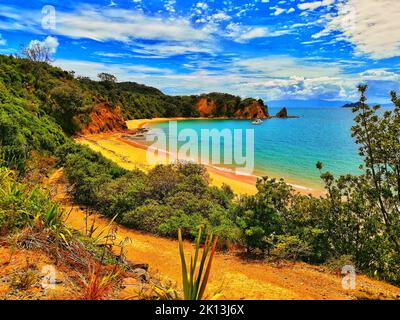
<box><xmin>313</xmin><ymin>0</ymin><xmax>400</xmax><ymax>59</ymax></box>
<box><xmin>225</xmin><ymin>23</ymin><xmax>292</xmax><ymax>43</ymax></box>
<box><xmin>234</xmin><ymin>56</ymin><xmax>343</xmax><ymax>78</ymax></box>
<box><xmin>272</xmin><ymin>7</ymin><xmax>286</xmax><ymax>16</ymax></box>
<box><xmin>28</xmin><ymin>36</ymin><xmax>59</xmax><ymax>54</ymax></box>
<box><xmin>131</xmin><ymin>41</ymin><xmax>216</xmax><ymax>58</ymax></box>
<box><xmin>0</xmin><ymin>5</ymin><xmax>210</xmax><ymax>43</ymax></box>
<box><xmin>52</xmin><ymin>54</ymin><xmax>400</xmax><ymax>102</ymax></box>
<box><xmin>55</xmin><ymin>6</ymin><xmax>210</xmax><ymax>42</ymax></box>
<box><xmin>298</xmin><ymin>0</ymin><xmax>335</xmax><ymax>11</ymax></box>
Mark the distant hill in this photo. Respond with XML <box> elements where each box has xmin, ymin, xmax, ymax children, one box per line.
<box><xmin>269</xmin><ymin>99</ymin><xmax>393</xmax><ymax>109</ymax></box>
<box><xmin>342</xmin><ymin>102</ymin><xmax>362</xmax><ymax>109</ymax></box>
<box><xmin>268</xmin><ymin>99</ymin><xmax>352</xmax><ymax>109</ymax></box>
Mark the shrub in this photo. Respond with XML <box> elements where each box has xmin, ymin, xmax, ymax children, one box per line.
<box><xmin>271</xmin><ymin>235</ymin><xmax>312</xmax><ymax>261</ymax></box>
<box><xmin>122</xmin><ymin>200</ymin><xmax>178</xmax><ymax>234</ymax></box>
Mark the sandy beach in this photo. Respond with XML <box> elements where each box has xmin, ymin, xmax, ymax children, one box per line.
<box><xmin>76</xmin><ymin>118</ymin><xmax>324</xmax><ymax>196</ymax></box>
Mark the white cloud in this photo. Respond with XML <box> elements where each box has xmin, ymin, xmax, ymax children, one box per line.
<box><xmin>225</xmin><ymin>23</ymin><xmax>292</xmax><ymax>43</ymax></box>
<box><xmin>237</xmin><ymin>28</ymin><xmax>268</xmax><ymax>41</ymax></box>
<box><xmin>234</xmin><ymin>56</ymin><xmax>343</xmax><ymax>78</ymax></box>
<box><xmin>55</xmin><ymin>7</ymin><xmax>209</xmax><ymax>42</ymax></box>
<box><xmin>211</xmin><ymin>12</ymin><xmax>231</xmax><ymax>22</ymax></box>
<box><xmin>0</xmin><ymin>5</ymin><xmax>210</xmax><ymax>43</ymax></box>
<box><xmin>196</xmin><ymin>2</ymin><xmax>208</xmax><ymax>10</ymax></box>
<box><xmin>52</xmin><ymin>56</ymin><xmax>398</xmax><ymax>101</ymax></box>
<box><xmin>131</xmin><ymin>41</ymin><xmax>216</xmax><ymax>58</ymax></box>
<box><xmin>313</xmin><ymin>0</ymin><xmax>400</xmax><ymax>59</ymax></box>
<box><xmin>298</xmin><ymin>0</ymin><xmax>335</xmax><ymax>11</ymax></box>
<box><xmin>95</xmin><ymin>52</ymin><xmax>134</xmax><ymax>58</ymax></box>
<box><xmin>28</xmin><ymin>36</ymin><xmax>59</xmax><ymax>54</ymax></box>
<box><xmin>53</xmin><ymin>59</ymin><xmax>172</xmax><ymax>79</ymax></box>
<box><xmin>273</xmin><ymin>7</ymin><xmax>286</xmax><ymax>16</ymax></box>
<box><xmin>359</xmin><ymin>69</ymin><xmax>400</xmax><ymax>81</ymax></box>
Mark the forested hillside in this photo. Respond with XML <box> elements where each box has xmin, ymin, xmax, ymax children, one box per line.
<box><xmin>0</xmin><ymin>54</ymin><xmax>267</xmax><ymax>171</ymax></box>
<box><xmin>0</xmin><ymin>55</ymin><xmax>268</xmax><ymax>129</ymax></box>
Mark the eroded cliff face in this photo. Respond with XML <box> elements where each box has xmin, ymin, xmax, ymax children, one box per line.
<box><xmin>80</xmin><ymin>103</ymin><xmax>127</xmax><ymax>135</ymax></box>
<box><xmin>197</xmin><ymin>98</ymin><xmax>219</xmax><ymax>117</ymax></box>
<box><xmin>234</xmin><ymin>100</ymin><xmax>269</xmax><ymax>119</ymax></box>
<box><xmin>196</xmin><ymin>98</ymin><xmax>269</xmax><ymax>119</ymax></box>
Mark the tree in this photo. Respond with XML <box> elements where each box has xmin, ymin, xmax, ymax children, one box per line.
<box><xmin>49</xmin><ymin>84</ymin><xmax>87</xmax><ymax>133</ymax></box>
<box><xmin>233</xmin><ymin>178</ymin><xmax>292</xmax><ymax>254</ymax></box>
<box><xmin>98</xmin><ymin>73</ymin><xmax>117</xmax><ymax>83</ymax></box>
<box><xmin>22</xmin><ymin>42</ymin><xmax>52</xmax><ymax>63</ymax></box>
<box><xmin>351</xmin><ymin>85</ymin><xmax>400</xmax><ymax>251</ymax></box>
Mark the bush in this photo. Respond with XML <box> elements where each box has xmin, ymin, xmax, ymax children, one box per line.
<box><xmin>271</xmin><ymin>235</ymin><xmax>312</xmax><ymax>261</ymax></box>
<box><xmin>122</xmin><ymin>200</ymin><xmax>178</xmax><ymax>234</ymax></box>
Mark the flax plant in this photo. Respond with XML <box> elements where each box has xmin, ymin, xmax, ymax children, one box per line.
<box><xmin>178</xmin><ymin>228</ymin><xmax>219</xmax><ymax>300</ymax></box>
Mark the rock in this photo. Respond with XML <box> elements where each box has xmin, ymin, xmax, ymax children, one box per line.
<box><xmin>132</xmin><ymin>268</ymin><xmax>149</xmax><ymax>282</ymax></box>
<box><xmin>129</xmin><ymin>263</ymin><xmax>149</xmax><ymax>271</ymax></box>
<box><xmin>275</xmin><ymin>107</ymin><xmax>288</xmax><ymax>118</ymax></box>
<box><xmin>342</xmin><ymin>102</ymin><xmax>362</xmax><ymax>109</ymax></box>
<box><xmin>122</xmin><ymin>277</ymin><xmax>140</xmax><ymax>287</ymax></box>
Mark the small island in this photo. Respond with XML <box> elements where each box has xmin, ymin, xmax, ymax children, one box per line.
<box><xmin>274</xmin><ymin>107</ymin><xmax>300</xmax><ymax>119</ymax></box>
<box><xmin>342</xmin><ymin>102</ymin><xmax>362</xmax><ymax>108</ymax></box>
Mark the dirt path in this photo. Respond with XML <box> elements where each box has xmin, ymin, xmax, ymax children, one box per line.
<box><xmin>48</xmin><ymin>169</ymin><xmax>400</xmax><ymax>300</ymax></box>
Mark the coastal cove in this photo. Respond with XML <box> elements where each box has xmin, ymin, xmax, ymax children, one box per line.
<box><xmin>130</xmin><ymin>107</ymin><xmax>363</xmax><ymax>192</ymax></box>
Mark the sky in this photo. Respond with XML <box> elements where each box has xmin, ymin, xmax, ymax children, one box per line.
<box><xmin>1</xmin><ymin>0</ymin><xmax>400</xmax><ymax>103</ymax></box>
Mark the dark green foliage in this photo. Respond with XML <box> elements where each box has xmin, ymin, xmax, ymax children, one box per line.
<box><xmin>0</xmin><ymin>168</ymin><xmax>64</xmax><ymax>235</ymax></box>
<box><xmin>0</xmin><ymin>103</ymin><xmax>66</xmax><ymax>172</ymax></box>
<box><xmin>78</xmin><ymin>76</ymin><xmax>266</xmax><ymax>120</ymax></box>
<box><xmin>61</xmin><ymin>146</ymin><xmax>239</xmax><ymax>241</ymax></box>
<box><xmin>232</xmin><ymin>178</ymin><xmax>291</xmax><ymax>254</ymax></box>
<box><xmin>49</xmin><ymin>83</ymin><xmax>92</xmax><ymax>134</ymax></box>
<box><xmin>122</xmin><ymin>200</ymin><xmax>178</xmax><ymax>234</ymax></box>
<box><xmin>59</xmin><ymin>143</ymin><xmax>127</xmax><ymax>206</ymax></box>
<box><xmin>271</xmin><ymin>235</ymin><xmax>312</xmax><ymax>261</ymax></box>
<box><xmin>231</xmin><ymin>86</ymin><xmax>400</xmax><ymax>284</ymax></box>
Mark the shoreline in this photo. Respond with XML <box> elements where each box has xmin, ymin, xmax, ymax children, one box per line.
<box><xmin>77</xmin><ymin>118</ymin><xmax>324</xmax><ymax>196</ymax></box>
<box><xmin>124</xmin><ymin>118</ymin><xmax>325</xmax><ymax>196</ymax></box>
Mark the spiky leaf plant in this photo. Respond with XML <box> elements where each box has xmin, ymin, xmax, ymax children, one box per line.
<box><xmin>178</xmin><ymin>228</ymin><xmax>219</xmax><ymax>300</ymax></box>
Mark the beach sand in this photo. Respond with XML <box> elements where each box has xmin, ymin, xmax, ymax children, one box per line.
<box><xmin>76</xmin><ymin>118</ymin><xmax>324</xmax><ymax>196</ymax></box>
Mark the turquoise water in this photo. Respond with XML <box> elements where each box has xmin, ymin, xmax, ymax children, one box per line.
<box><xmin>150</xmin><ymin>108</ymin><xmax>364</xmax><ymax>190</ymax></box>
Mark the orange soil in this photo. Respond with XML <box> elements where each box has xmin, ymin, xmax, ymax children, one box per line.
<box><xmin>197</xmin><ymin>98</ymin><xmax>218</xmax><ymax>117</ymax></box>
<box><xmin>234</xmin><ymin>100</ymin><xmax>269</xmax><ymax>119</ymax></box>
<box><xmin>81</xmin><ymin>103</ymin><xmax>127</xmax><ymax>135</ymax></box>
<box><xmin>48</xmin><ymin>169</ymin><xmax>400</xmax><ymax>300</ymax></box>
<box><xmin>0</xmin><ymin>246</ymin><xmax>75</xmax><ymax>300</ymax></box>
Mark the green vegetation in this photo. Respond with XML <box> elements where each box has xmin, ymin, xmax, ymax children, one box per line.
<box><xmin>78</xmin><ymin>76</ymin><xmax>267</xmax><ymax>119</ymax></box>
<box><xmin>0</xmin><ymin>167</ymin><xmax>65</xmax><ymax>235</ymax></box>
<box><xmin>178</xmin><ymin>228</ymin><xmax>219</xmax><ymax>300</ymax></box>
<box><xmin>232</xmin><ymin>86</ymin><xmax>400</xmax><ymax>283</ymax></box>
<box><xmin>59</xmin><ymin>143</ymin><xmax>239</xmax><ymax>242</ymax></box>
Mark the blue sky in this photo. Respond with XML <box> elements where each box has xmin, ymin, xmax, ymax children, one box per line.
<box><xmin>1</xmin><ymin>0</ymin><xmax>400</xmax><ymax>103</ymax></box>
